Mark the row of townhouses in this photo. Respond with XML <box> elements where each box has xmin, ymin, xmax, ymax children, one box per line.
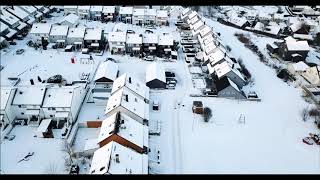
<box><xmin>1</xmin><ymin>83</ymin><xmax>88</xmax><ymax>139</ymax></box>
<box><xmin>181</xmin><ymin>8</ymin><xmax>247</xmax><ymax>99</ymax></box>
<box><xmin>0</xmin><ymin>6</ymin><xmax>54</xmax><ymax>49</ymax></box>
<box><xmin>63</xmin><ymin>6</ymin><xmax>169</xmax><ymax>26</ymax></box>
<box><xmin>89</xmin><ymin>73</ymin><xmax>150</xmax><ymax>174</ymax></box>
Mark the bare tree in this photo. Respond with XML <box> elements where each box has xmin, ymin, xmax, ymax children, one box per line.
<box><xmin>46</xmin><ymin>162</ymin><xmax>58</xmax><ymax>174</ymax></box>
<box><xmin>301</xmin><ymin>107</ymin><xmax>309</xmax><ymax>122</ymax></box>
<box><xmin>61</xmin><ymin>140</ymin><xmax>74</xmax><ymax>171</ymax></box>
<box><xmin>309</xmin><ymin>108</ymin><xmax>320</xmax><ymax>122</ymax></box>
<box><xmin>203</xmin><ymin>107</ymin><xmax>212</xmax><ymax>122</ymax></box>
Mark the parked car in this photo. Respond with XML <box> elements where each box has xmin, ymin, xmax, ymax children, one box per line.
<box><xmin>16</xmin><ymin>35</ymin><xmax>24</xmax><ymax>40</ymax></box>
<box><xmin>144</xmin><ymin>56</ymin><xmax>154</xmax><ymax>61</ymax></box>
<box><xmin>9</xmin><ymin>41</ymin><xmax>17</xmax><ymax>45</ymax></box>
<box><xmin>16</xmin><ymin>49</ymin><xmax>25</xmax><ymax>55</ymax></box>
<box><xmin>40</xmin><ymin>20</ymin><xmax>47</xmax><ymax>23</ymax></box>
<box><xmin>165</xmin><ymin>71</ymin><xmax>175</xmax><ymax>78</ymax></box>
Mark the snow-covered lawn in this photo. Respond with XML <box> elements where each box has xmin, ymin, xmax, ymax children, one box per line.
<box><xmin>0</xmin><ymin>126</ymin><xmax>67</xmax><ymax>174</ymax></box>
<box><xmin>72</xmin><ymin>127</ymin><xmax>100</xmax><ymax>153</ymax></box>
<box><xmin>169</xmin><ymin>17</ymin><xmax>320</xmax><ymax>174</ymax></box>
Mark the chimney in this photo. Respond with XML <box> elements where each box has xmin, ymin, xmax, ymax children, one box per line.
<box><xmin>37</xmin><ymin>76</ymin><xmax>42</xmax><ymax>82</ymax></box>
<box><xmin>30</xmin><ymin>79</ymin><xmax>34</xmax><ymax>85</ymax></box>
<box><xmin>115</xmin><ymin>154</ymin><xmax>120</xmax><ymax>163</ymax></box>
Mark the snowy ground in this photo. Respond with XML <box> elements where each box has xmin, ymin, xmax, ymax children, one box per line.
<box><xmin>0</xmin><ymin>126</ymin><xmax>67</xmax><ymax>174</ymax></box>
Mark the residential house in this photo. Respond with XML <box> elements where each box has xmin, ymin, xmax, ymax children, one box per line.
<box><xmin>42</xmin><ymin>84</ymin><xmax>87</xmax><ymax>130</ymax></box>
<box><xmin>49</xmin><ymin>25</ymin><xmax>69</xmax><ymax>47</ymax></box>
<box><xmin>64</xmin><ymin>6</ymin><xmax>78</xmax><ymax>15</ymax></box>
<box><xmin>89</xmin><ymin>141</ymin><xmax>148</xmax><ymax>174</ymax></box>
<box><xmin>215</xmin><ymin>76</ymin><xmax>246</xmax><ymax>99</ymax></box>
<box><xmin>90</xmin><ymin>6</ymin><xmax>103</xmax><ymax>21</ymax></box>
<box><xmin>77</xmin><ymin>6</ymin><xmax>91</xmax><ymax>19</ymax></box>
<box><xmin>94</xmin><ymin>61</ymin><xmax>119</xmax><ymax>84</ymax></box>
<box><xmin>1</xmin><ymin>87</ymin><xmax>17</xmax><ymax>133</ymax></box>
<box><xmin>142</xmin><ymin>33</ymin><xmax>158</xmax><ymax>55</ymax></box>
<box><xmin>191</xmin><ymin>20</ymin><xmax>205</xmax><ymax>37</ymax></box>
<box><xmin>111</xmin><ymin>73</ymin><xmax>150</xmax><ymax>102</ymax></box>
<box><xmin>272</xmin><ymin>13</ymin><xmax>285</xmax><ymax>23</ymax></box>
<box><xmin>105</xmin><ymin>87</ymin><xmax>149</xmax><ymax>125</ymax></box>
<box><xmin>84</xmin><ymin>28</ymin><xmax>104</xmax><ymax>52</ymax></box>
<box><xmin>156</xmin><ymin>10</ymin><xmax>168</xmax><ymax>26</ymax></box>
<box><xmin>144</xmin><ymin>9</ymin><xmax>156</xmax><ymax>25</ymax></box>
<box><xmin>132</xmin><ymin>9</ymin><xmax>145</xmax><ymax>26</ymax></box>
<box><xmin>29</xmin><ymin>23</ymin><xmax>52</xmax><ymax>44</ymax></box>
<box><xmin>108</xmin><ymin>31</ymin><xmax>126</xmax><ymax>55</ymax></box>
<box><xmin>19</xmin><ymin>6</ymin><xmax>40</xmax><ymax>22</ymax></box>
<box><xmin>209</xmin><ymin>61</ymin><xmax>246</xmax><ymax>88</ymax></box>
<box><xmin>5</xmin><ymin>6</ymin><xmax>35</xmax><ymax>26</ymax></box>
<box><xmin>34</xmin><ymin>6</ymin><xmax>50</xmax><ymax>17</ymax></box>
<box><xmin>67</xmin><ymin>27</ymin><xmax>85</xmax><ymax>49</ymax></box>
<box><xmin>279</xmin><ymin>37</ymin><xmax>310</xmax><ymax>62</ymax></box>
<box><xmin>97</xmin><ymin>112</ymin><xmax>148</xmax><ymax>154</ymax></box>
<box><xmin>102</xmin><ymin>6</ymin><xmax>115</xmax><ymax>22</ymax></box>
<box><xmin>119</xmin><ymin>7</ymin><xmax>133</xmax><ymax>24</ymax></box>
<box><xmin>288</xmin><ymin>61</ymin><xmax>310</xmax><ymax>75</ymax></box>
<box><xmin>180</xmin><ymin>8</ymin><xmax>192</xmax><ymax>22</ymax></box>
<box><xmin>145</xmin><ymin>62</ymin><xmax>166</xmax><ymax>89</ymax></box>
<box><xmin>227</xmin><ymin>15</ymin><xmax>250</xmax><ymax>29</ymax></box>
<box><xmin>12</xmin><ymin>85</ymin><xmax>47</xmax><ymax>126</ymax></box>
<box><xmin>126</xmin><ymin>33</ymin><xmax>142</xmax><ymax>56</ymax></box>
<box><xmin>0</xmin><ymin>9</ymin><xmax>27</xmax><ymax>36</ymax></box>
<box><xmin>302</xmin><ymin>66</ymin><xmax>320</xmax><ymax>85</ymax></box>
<box><xmin>0</xmin><ymin>22</ymin><xmax>17</xmax><ymax>41</ymax></box>
<box><xmin>245</xmin><ymin>11</ymin><xmax>257</xmax><ymax>21</ymax></box>
<box><xmin>59</xmin><ymin>13</ymin><xmax>79</xmax><ymax>27</ymax></box>
<box><xmin>158</xmin><ymin>33</ymin><xmax>173</xmax><ymax>58</ymax></box>
<box><xmin>257</xmin><ymin>12</ymin><xmax>272</xmax><ymax>24</ymax></box>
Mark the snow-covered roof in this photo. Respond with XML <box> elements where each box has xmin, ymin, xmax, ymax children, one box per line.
<box><xmin>108</xmin><ymin>31</ymin><xmax>126</xmax><ymax>42</ymax></box>
<box><xmin>12</xmin><ymin>86</ymin><xmax>47</xmax><ymax>106</ymax></box>
<box><xmin>19</xmin><ymin>6</ymin><xmax>37</xmax><ymax>14</ymax></box>
<box><xmin>89</xmin><ymin>141</ymin><xmax>148</xmax><ymax>174</ymax></box>
<box><xmin>187</xmin><ymin>11</ymin><xmax>197</xmax><ymax>20</ymax></box>
<box><xmin>142</xmin><ymin>33</ymin><xmax>158</xmax><ymax>44</ymax></box>
<box><xmin>106</xmin><ymin>88</ymin><xmax>149</xmax><ymax>121</ymax></box>
<box><xmin>145</xmin><ymin>62</ymin><xmax>166</xmax><ymax>83</ymax></box>
<box><xmin>158</xmin><ymin>34</ymin><xmax>173</xmax><ymax>46</ymax></box>
<box><xmin>290</xmin><ymin>61</ymin><xmax>309</xmax><ymax>72</ymax></box>
<box><xmin>94</xmin><ymin>61</ymin><xmax>119</xmax><ymax>82</ymax></box>
<box><xmin>157</xmin><ymin>10</ymin><xmax>168</xmax><ymax>18</ymax></box>
<box><xmin>36</xmin><ymin>119</ymin><xmax>52</xmax><ymax>133</ymax></box>
<box><xmin>64</xmin><ymin>6</ymin><xmax>78</xmax><ymax>9</ymax></box>
<box><xmin>293</xmin><ymin>33</ymin><xmax>313</xmax><ymax>41</ymax></box>
<box><xmin>228</xmin><ymin>16</ymin><xmax>248</xmax><ymax>27</ymax></box>
<box><xmin>258</xmin><ymin>12</ymin><xmax>271</xmax><ymax>19</ymax></box>
<box><xmin>98</xmin><ymin>112</ymin><xmax>148</xmax><ymax>149</ymax></box>
<box><xmin>290</xmin><ymin>22</ymin><xmax>302</xmax><ymax>33</ymax></box>
<box><xmin>103</xmin><ymin>6</ymin><xmax>115</xmax><ymax>14</ymax></box>
<box><xmin>30</xmin><ymin>23</ymin><xmax>51</xmax><ymax>34</ymax></box>
<box><xmin>264</xmin><ymin>25</ymin><xmax>281</xmax><ymax>35</ymax></box>
<box><xmin>204</xmin><ymin>41</ymin><xmax>217</xmax><ymax>55</ymax></box>
<box><xmin>133</xmin><ymin>9</ymin><xmax>144</xmax><ymax>16</ymax></box>
<box><xmin>199</xmin><ymin>25</ymin><xmax>212</xmax><ymax>37</ymax></box>
<box><xmin>0</xmin><ymin>22</ymin><xmax>9</xmax><ymax>33</ymax></box>
<box><xmin>214</xmin><ymin>61</ymin><xmax>245</xmax><ymax>82</ymax></box>
<box><xmin>119</xmin><ymin>7</ymin><xmax>133</xmax><ymax>15</ymax></box>
<box><xmin>181</xmin><ymin>8</ymin><xmax>191</xmax><ymax>16</ymax></box>
<box><xmin>7</xmin><ymin>6</ymin><xmax>30</xmax><ymax>20</ymax></box>
<box><xmin>50</xmin><ymin>25</ymin><xmax>69</xmax><ymax>36</ymax></box>
<box><xmin>126</xmin><ymin>33</ymin><xmax>142</xmax><ymax>44</ymax></box>
<box><xmin>286</xmin><ymin>40</ymin><xmax>310</xmax><ymax>51</ymax></box>
<box><xmin>0</xmin><ymin>87</ymin><xmax>16</xmax><ymax>110</ymax></box>
<box><xmin>145</xmin><ymin>9</ymin><xmax>156</xmax><ymax>16</ymax></box>
<box><xmin>90</xmin><ymin>6</ymin><xmax>103</xmax><ymax>12</ymax></box>
<box><xmin>111</xmin><ymin>73</ymin><xmax>149</xmax><ymax>100</ymax></box>
<box><xmin>84</xmin><ymin>28</ymin><xmax>102</xmax><ymax>41</ymax></box>
<box><xmin>191</xmin><ymin>20</ymin><xmax>204</xmax><ymax>31</ymax></box>
<box><xmin>273</xmin><ymin>13</ymin><xmax>284</xmax><ymax>19</ymax></box>
<box><xmin>67</xmin><ymin>27</ymin><xmax>85</xmax><ymax>38</ymax></box>
<box><xmin>60</xmin><ymin>13</ymin><xmax>79</xmax><ymax>25</ymax></box>
<box><xmin>0</xmin><ymin>11</ymin><xmax>20</xmax><ymax>26</ymax></box>
<box><xmin>77</xmin><ymin>6</ymin><xmax>90</xmax><ymax>10</ymax></box>
<box><xmin>208</xmin><ymin>49</ymin><xmax>226</xmax><ymax>65</ymax></box>
<box><xmin>42</xmin><ymin>85</ymin><xmax>84</xmax><ymax>108</ymax></box>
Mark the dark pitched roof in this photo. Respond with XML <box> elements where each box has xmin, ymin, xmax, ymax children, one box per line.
<box><xmin>215</xmin><ymin>76</ymin><xmax>231</xmax><ymax>92</ymax></box>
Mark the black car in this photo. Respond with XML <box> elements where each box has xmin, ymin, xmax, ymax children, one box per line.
<box><xmin>165</xmin><ymin>71</ymin><xmax>175</xmax><ymax>78</ymax></box>
<box><xmin>16</xmin><ymin>35</ymin><xmax>24</xmax><ymax>40</ymax></box>
<box><xmin>9</xmin><ymin>41</ymin><xmax>17</xmax><ymax>45</ymax></box>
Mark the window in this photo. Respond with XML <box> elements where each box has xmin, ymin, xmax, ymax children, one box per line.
<box><xmin>50</xmin><ymin>115</ymin><xmax>53</xmax><ymax>118</ymax></box>
<box><xmin>21</xmin><ymin>112</ymin><xmax>24</xmax><ymax>115</ymax></box>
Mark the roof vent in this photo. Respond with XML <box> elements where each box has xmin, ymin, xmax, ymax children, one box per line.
<box><xmin>19</xmin><ymin>91</ymin><xmax>23</xmax><ymax>94</ymax></box>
